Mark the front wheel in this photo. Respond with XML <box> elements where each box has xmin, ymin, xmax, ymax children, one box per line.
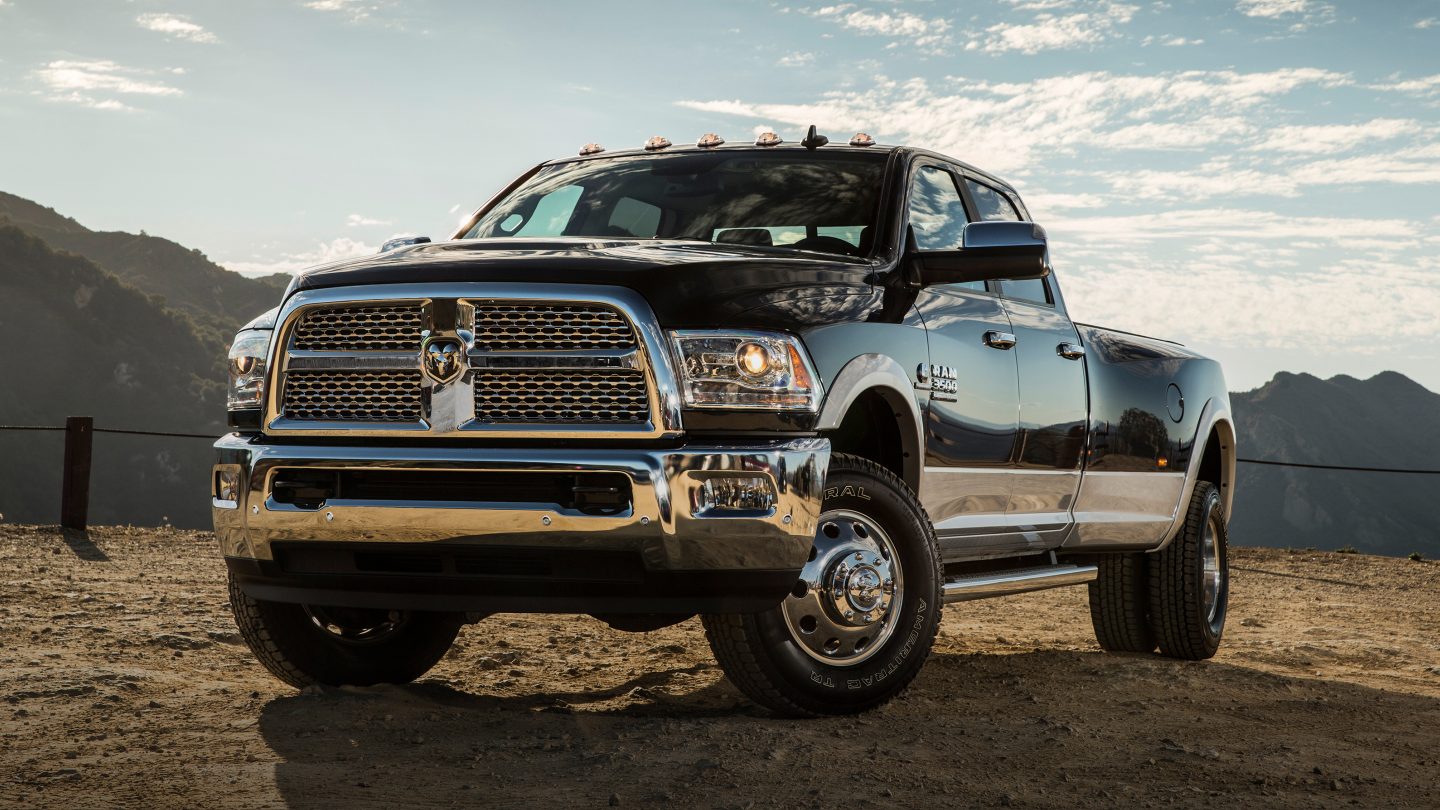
<box><xmin>703</xmin><ymin>454</ymin><xmax>941</xmax><ymax>717</ymax></box>
<box><xmin>228</xmin><ymin>573</ymin><xmax>462</xmax><ymax>688</ymax></box>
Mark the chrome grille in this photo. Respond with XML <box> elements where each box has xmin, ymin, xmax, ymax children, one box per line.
<box><xmin>293</xmin><ymin>304</ymin><xmax>422</xmax><ymax>352</ymax></box>
<box><xmin>473</xmin><ymin>370</ymin><xmax>649</xmax><ymax>424</ymax></box>
<box><xmin>472</xmin><ymin>303</ymin><xmax>635</xmax><ymax>351</ymax></box>
<box><xmin>282</xmin><ymin>370</ymin><xmax>422</xmax><ymax>422</ymax></box>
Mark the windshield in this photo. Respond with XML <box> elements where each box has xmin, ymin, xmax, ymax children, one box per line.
<box><xmin>463</xmin><ymin>150</ymin><xmax>887</xmax><ymax>257</ymax></box>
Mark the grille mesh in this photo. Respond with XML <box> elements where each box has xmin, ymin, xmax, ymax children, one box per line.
<box><xmin>282</xmin><ymin>370</ymin><xmax>422</xmax><ymax>422</ymax></box>
<box><xmin>472</xmin><ymin>303</ymin><xmax>635</xmax><ymax>351</ymax></box>
<box><xmin>473</xmin><ymin>370</ymin><xmax>649</xmax><ymax>424</ymax></box>
<box><xmin>293</xmin><ymin>304</ymin><xmax>422</xmax><ymax>352</ymax></box>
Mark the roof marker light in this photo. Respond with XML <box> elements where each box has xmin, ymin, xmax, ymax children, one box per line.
<box><xmin>754</xmin><ymin>131</ymin><xmax>782</xmax><ymax>147</ymax></box>
<box><xmin>849</xmin><ymin>132</ymin><xmax>875</xmax><ymax>147</ymax></box>
<box><xmin>696</xmin><ymin>132</ymin><xmax>725</xmax><ymax>148</ymax></box>
<box><xmin>644</xmin><ymin>135</ymin><xmax>672</xmax><ymax>151</ymax></box>
<box><xmin>578</xmin><ymin>142</ymin><xmax>605</xmax><ymax>156</ymax></box>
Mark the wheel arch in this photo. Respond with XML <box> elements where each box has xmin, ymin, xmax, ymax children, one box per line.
<box><xmin>815</xmin><ymin>354</ymin><xmax>924</xmax><ymax>492</ymax></box>
<box><xmin>1151</xmin><ymin>396</ymin><xmax>1236</xmax><ymax>552</ymax></box>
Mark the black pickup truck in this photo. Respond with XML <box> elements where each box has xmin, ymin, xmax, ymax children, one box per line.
<box><xmin>215</xmin><ymin>130</ymin><xmax>1237</xmax><ymax>716</ymax></box>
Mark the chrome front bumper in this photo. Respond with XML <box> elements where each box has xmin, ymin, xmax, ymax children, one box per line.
<box><xmin>212</xmin><ymin>434</ymin><xmax>829</xmax><ymax>612</ymax></box>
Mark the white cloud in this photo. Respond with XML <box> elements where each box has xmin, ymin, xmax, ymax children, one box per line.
<box><xmin>1234</xmin><ymin>0</ymin><xmax>1334</xmax><ymax>30</ymax></box>
<box><xmin>1372</xmin><ymin>74</ymin><xmax>1440</xmax><ymax>96</ymax></box>
<box><xmin>1248</xmin><ymin>118</ymin><xmax>1421</xmax><ymax>154</ymax></box>
<box><xmin>136</xmin><ymin>13</ymin><xmax>218</xmax><ymax>44</ymax></box>
<box><xmin>345</xmin><ymin>213</ymin><xmax>391</xmax><ymax>227</ymax></box>
<box><xmin>1417</xmin><ymin>18</ymin><xmax>1438</xmax><ymax>30</ymax></box>
<box><xmin>678</xmin><ymin>67</ymin><xmax>1351</xmax><ymax>174</ymax></box>
<box><xmin>303</xmin><ymin>0</ymin><xmax>396</xmax><ymax>25</ymax></box>
<box><xmin>778</xmin><ymin>51</ymin><xmax>815</xmax><ymax>67</ymax></box>
<box><xmin>970</xmin><ymin>2</ymin><xmax>1138</xmax><ymax>54</ymax></box>
<box><xmin>806</xmin><ymin>5</ymin><xmax>951</xmax><ymax>51</ymax></box>
<box><xmin>32</xmin><ymin>60</ymin><xmax>182</xmax><ymax>111</ymax></box>
<box><xmin>1063</xmin><ymin>258</ymin><xmax>1440</xmax><ymax>354</ymax></box>
<box><xmin>1143</xmin><ymin>35</ymin><xmax>1204</xmax><ymax>46</ymax></box>
<box><xmin>221</xmin><ymin>237</ymin><xmax>377</xmax><ymax>277</ymax></box>
<box><xmin>1235</xmin><ymin>0</ymin><xmax>1312</xmax><ymax>18</ymax></box>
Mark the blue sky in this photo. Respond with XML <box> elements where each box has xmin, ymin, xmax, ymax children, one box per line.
<box><xmin>2</xmin><ymin>0</ymin><xmax>1438</xmax><ymax>392</ymax></box>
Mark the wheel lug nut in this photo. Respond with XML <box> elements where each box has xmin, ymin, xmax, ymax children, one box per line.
<box><xmin>844</xmin><ymin>609</ymin><xmax>854</xmax><ymax>619</ymax></box>
<box><xmin>864</xmin><ymin>613</ymin><xmax>875</xmax><ymax>623</ymax></box>
<box><xmin>854</xmin><ymin>552</ymin><xmax>864</xmax><ymax>561</ymax></box>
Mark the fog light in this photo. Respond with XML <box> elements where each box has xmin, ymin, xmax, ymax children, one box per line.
<box><xmin>693</xmin><ymin>476</ymin><xmax>775</xmax><ymax>514</ymax></box>
<box><xmin>214</xmin><ymin>469</ymin><xmax>240</xmax><ymax>507</ymax></box>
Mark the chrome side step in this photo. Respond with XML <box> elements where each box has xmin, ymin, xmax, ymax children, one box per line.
<box><xmin>942</xmin><ymin>563</ymin><xmax>1098</xmax><ymax>604</ymax></box>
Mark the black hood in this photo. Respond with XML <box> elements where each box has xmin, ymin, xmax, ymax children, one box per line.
<box><xmin>288</xmin><ymin>238</ymin><xmax>881</xmax><ymax>328</ymax></box>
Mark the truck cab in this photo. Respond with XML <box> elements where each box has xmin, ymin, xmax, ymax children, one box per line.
<box><xmin>217</xmin><ymin>130</ymin><xmax>1236</xmax><ymax>716</ymax></box>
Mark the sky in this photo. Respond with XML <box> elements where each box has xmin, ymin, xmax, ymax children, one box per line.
<box><xmin>1</xmin><ymin>0</ymin><xmax>1438</xmax><ymax>393</ymax></box>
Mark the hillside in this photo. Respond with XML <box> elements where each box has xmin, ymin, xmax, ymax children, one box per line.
<box><xmin>1230</xmin><ymin>371</ymin><xmax>1440</xmax><ymax>558</ymax></box>
<box><xmin>0</xmin><ymin>226</ymin><xmax>221</xmax><ymax>528</ymax></box>
<box><xmin>0</xmin><ymin>192</ymin><xmax>286</xmax><ymax>349</ymax></box>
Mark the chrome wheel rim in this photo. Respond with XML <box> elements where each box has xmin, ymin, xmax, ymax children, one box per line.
<box><xmin>1201</xmin><ymin>513</ymin><xmax>1225</xmax><ymax>624</ymax></box>
<box><xmin>781</xmin><ymin>509</ymin><xmax>903</xmax><ymax>667</ymax></box>
<box><xmin>304</xmin><ymin>605</ymin><xmax>405</xmax><ymax>645</ymax></box>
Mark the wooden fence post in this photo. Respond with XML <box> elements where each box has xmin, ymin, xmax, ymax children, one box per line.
<box><xmin>61</xmin><ymin>416</ymin><xmax>93</xmax><ymax>531</ymax></box>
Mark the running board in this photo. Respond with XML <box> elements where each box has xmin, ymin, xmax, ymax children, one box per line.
<box><xmin>942</xmin><ymin>564</ymin><xmax>1098</xmax><ymax>604</ymax></box>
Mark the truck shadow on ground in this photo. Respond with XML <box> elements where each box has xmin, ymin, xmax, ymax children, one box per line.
<box><xmin>257</xmin><ymin>650</ymin><xmax>1440</xmax><ymax>809</ymax></box>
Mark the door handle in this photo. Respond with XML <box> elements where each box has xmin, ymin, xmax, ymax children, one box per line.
<box><xmin>1057</xmin><ymin>342</ymin><xmax>1086</xmax><ymax>360</ymax></box>
<box><xmin>983</xmin><ymin>331</ymin><xmax>1017</xmax><ymax>350</ymax></box>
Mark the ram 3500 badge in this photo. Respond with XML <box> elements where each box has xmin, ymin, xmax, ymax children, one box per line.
<box><xmin>215</xmin><ymin>129</ymin><xmax>1236</xmax><ymax>716</ymax></box>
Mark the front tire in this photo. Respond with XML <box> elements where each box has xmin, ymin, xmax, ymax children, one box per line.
<box><xmin>703</xmin><ymin>454</ymin><xmax>941</xmax><ymax>717</ymax></box>
<box><xmin>1148</xmin><ymin>481</ymin><xmax>1229</xmax><ymax>659</ymax></box>
<box><xmin>228</xmin><ymin>573</ymin><xmax>462</xmax><ymax>688</ymax></box>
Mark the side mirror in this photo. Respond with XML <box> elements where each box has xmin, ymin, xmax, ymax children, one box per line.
<box><xmin>912</xmin><ymin>221</ymin><xmax>1048</xmax><ymax>286</ymax></box>
<box><xmin>380</xmin><ymin>235</ymin><xmax>432</xmax><ymax>253</ymax></box>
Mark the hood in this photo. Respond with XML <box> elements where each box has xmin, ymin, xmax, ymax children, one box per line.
<box><xmin>288</xmin><ymin>237</ymin><xmax>881</xmax><ymax>328</ymax></box>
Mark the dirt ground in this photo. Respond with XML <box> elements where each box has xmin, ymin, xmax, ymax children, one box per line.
<box><xmin>2</xmin><ymin>525</ymin><xmax>1438</xmax><ymax>809</ymax></box>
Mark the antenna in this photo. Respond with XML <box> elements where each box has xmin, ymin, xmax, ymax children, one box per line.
<box><xmin>801</xmin><ymin>124</ymin><xmax>829</xmax><ymax>150</ymax></box>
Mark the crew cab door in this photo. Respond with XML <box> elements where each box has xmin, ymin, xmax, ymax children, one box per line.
<box><xmin>962</xmin><ymin>178</ymin><xmax>1088</xmax><ymax>538</ymax></box>
<box><xmin>906</xmin><ymin>164</ymin><xmax>1022</xmax><ymax>553</ymax></box>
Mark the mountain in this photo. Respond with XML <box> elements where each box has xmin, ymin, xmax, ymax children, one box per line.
<box><xmin>0</xmin><ymin>191</ymin><xmax>287</xmax><ymax>350</ymax></box>
<box><xmin>1230</xmin><ymin>371</ymin><xmax>1440</xmax><ymax>558</ymax></box>
<box><xmin>0</xmin><ymin>224</ymin><xmax>228</xmax><ymax>529</ymax></box>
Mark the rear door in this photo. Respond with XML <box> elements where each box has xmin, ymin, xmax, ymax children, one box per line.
<box><xmin>963</xmin><ymin>177</ymin><xmax>1088</xmax><ymax>540</ymax></box>
<box><xmin>907</xmin><ymin>164</ymin><xmax>1022</xmax><ymax>553</ymax></box>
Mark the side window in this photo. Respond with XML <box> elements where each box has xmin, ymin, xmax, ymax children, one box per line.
<box><xmin>907</xmin><ymin>166</ymin><xmax>968</xmax><ymax>251</ymax></box>
<box><xmin>965</xmin><ymin>179</ymin><xmax>1020</xmax><ymax>222</ymax></box>
<box><xmin>908</xmin><ymin>166</ymin><xmax>984</xmax><ymax>292</ymax></box>
<box><xmin>1001</xmin><ymin>278</ymin><xmax>1051</xmax><ymax>305</ymax></box>
<box><xmin>512</xmin><ymin>184</ymin><xmax>583</xmax><ymax>236</ymax></box>
<box><xmin>607</xmin><ymin>197</ymin><xmax>661</xmax><ymax>238</ymax></box>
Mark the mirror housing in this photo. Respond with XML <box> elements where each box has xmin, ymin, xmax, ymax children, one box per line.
<box><xmin>380</xmin><ymin>235</ymin><xmax>432</xmax><ymax>253</ymax></box>
<box><xmin>912</xmin><ymin>221</ymin><xmax>1049</xmax><ymax>286</ymax></box>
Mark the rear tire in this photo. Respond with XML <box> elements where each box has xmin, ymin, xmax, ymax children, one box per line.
<box><xmin>1088</xmin><ymin>553</ymin><xmax>1156</xmax><ymax>653</ymax></box>
<box><xmin>702</xmin><ymin>454</ymin><xmax>941</xmax><ymax>717</ymax></box>
<box><xmin>228</xmin><ymin>572</ymin><xmax>462</xmax><ymax>688</ymax></box>
<box><xmin>1149</xmin><ymin>481</ymin><xmax>1229</xmax><ymax>660</ymax></box>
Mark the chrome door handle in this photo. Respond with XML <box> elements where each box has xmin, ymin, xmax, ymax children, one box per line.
<box><xmin>983</xmin><ymin>331</ymin><xmax>1017</xmax><ymax>350</ymax></box>
<box><xmin>1057</xmin><ymin>342</ymin><xmax>1086</xmax><ymax>360</ymax></box>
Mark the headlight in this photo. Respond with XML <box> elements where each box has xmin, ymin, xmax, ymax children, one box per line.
<box><xmin>669</xmin><ymin>330</ymin><xmax>821</xmax><ymax>411</ymax></box>
<box><xmin>227</xmin><ymin>330</ymin><xmax>271</xmax><ymax>411</ymax></box>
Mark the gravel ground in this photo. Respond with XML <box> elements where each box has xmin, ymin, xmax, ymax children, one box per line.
<box><xmin>3</xmin><ymin>524</ymin><xmax>1439</xmax><ymax>809</ymax></box>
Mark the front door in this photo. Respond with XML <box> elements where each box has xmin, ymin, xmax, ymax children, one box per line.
<box><xmin>906</xmin><ymin>164</ymin><xmax>1022</xmax><ymax>556</ymax></box>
